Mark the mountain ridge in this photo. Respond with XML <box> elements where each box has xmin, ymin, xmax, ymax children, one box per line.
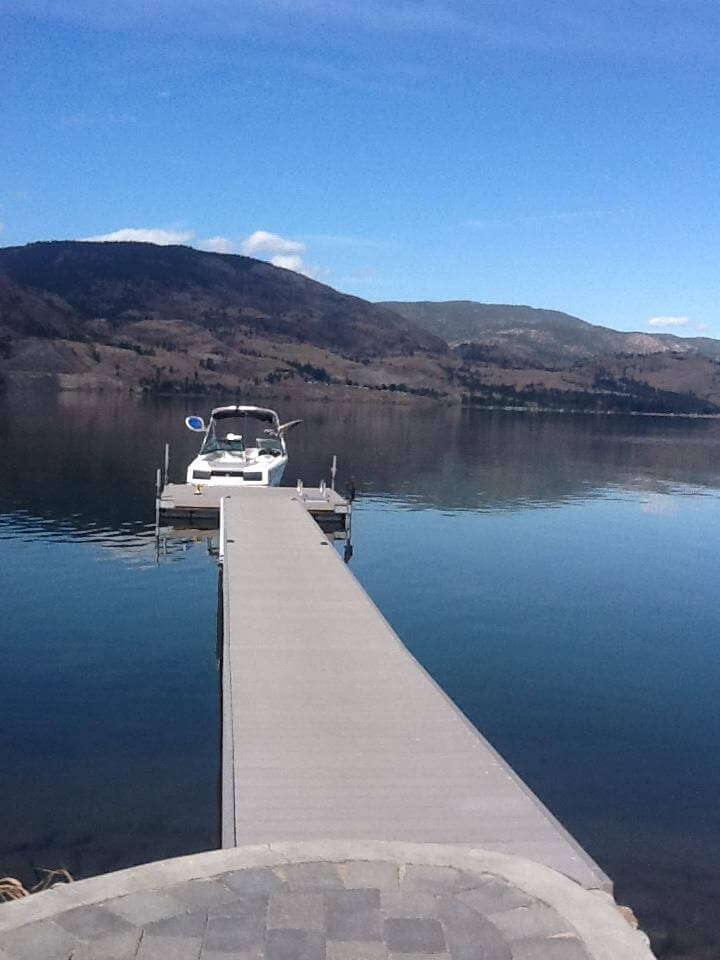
<box><xmin>0</xmin><ymin>241</ymin><xmax>445</xmax><ymax>357</ymax></box>
<box><xmin>379</xmin><ymin>299</ymin><xmax>720</xmax><ymax>366</ymax></box>
<box><xmin>2</xmin><ymin>241</ymin><xmax>720</xmax><ymax>415</ymax></box>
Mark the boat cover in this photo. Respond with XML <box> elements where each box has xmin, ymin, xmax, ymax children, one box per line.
<box><xmin>211</xmin><ymin>406</ymin><xmax>278</xmax><ymax>423</ymax></box>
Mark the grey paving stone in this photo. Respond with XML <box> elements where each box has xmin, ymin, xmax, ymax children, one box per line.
<box><xmin>384</xmin><ymin>917</ymin><xmax>446</xmax><ymax>954</ymax></box>
<box><xmin>144</xmin><ymin>912</ymin><xmax>208</xmax><ymax>938</ymax></box>
<box><xmin>200</xmin><ymin>951</ymin><xmax>262</xmax><ymax>960</ymax></box>
<box><xmin>104</xmin><ymin>890</ymin><xmax>188</xmax><ymax>926</ymax></box>
<box><xmin>282</xmin><ymin>862</ymin><xmax>343</xmax><ymax>890</ymax></box>
<box><xmin>167</xmin><ymin>879</ymin><xmax>237</xmax><ymax>910</ymax></box>
<box><xmin>456</xmin><ymin>879</ymin><xmax>534</xmax><ymax>916</ymax></box>
<box><xmin>207</xmin><ymin>895</ymin><xmax>268</xmax><ymax>920</ymax></box>
<box><xmin>55</xmin><ymin>904</ymin><xmax>134</xmax><ymax>941</ymax></box>
<box><xmin>388</xmin><ymin>954</ymin><xmax>449</xmax><ymax>960</ymax></box>
<box><xmin>488</xmin><ymin>905</ymin><xmax>574</xmax><ymax>942</ymax></box>
<box><xmin>327</xmin><ymin>941</ymin><xmax>388</xmax><ymax>960</ymax></box>
<box><xmin>438</xmin><ymin>897</ymin><xmax>512</xmax><ymax>960</ymax></box>
<box><xmin>339</xmin><ymin>862</ymin><xmax>399</xmax><ymax>891</ymax></box>
<box><xmin>454</xmin><ymin>871</ymin><xmax>494</xmax><ymax>891</ymax></box>
<box><xmin>381</xmin><ymin>889</ymin><xmax>440</xmax><ymax>919</ymax></box>
<box><xmin>265</xmin><ymin>928</ymin><xmax>325</xmax><ymax>960</ymax></box>
<box><xmin>510</xmin><ymin>936</ymin><xmax>590</xmax><ymax>960</ymax></box>
<box><xmin>0</xmin><ymin>918</ymin><xmax>80</xmax><ymax>960</ymax></box>
<box><xmin>69</xmin><ymin>929</ymin><xmax>143</xmax><ymax>960</ymax></box>
<box><xmin>203</xmin><ymin>913</ymin><xmax>265</xmax><ymax>952</ymax></box>
<box><xmin>326</xmin><ymin>889</ymin><xmax>382</xmax><ymax>941</ymax></box>
<box><xmin>400</xmin><ymin>866</ymin><xmax>459</xmax><ymax>894</ymax></box>
<box><xmin>135</xmin><ymin>933</ymin><xmax>202</xmax><ymax>960</ymax></box>
<box><xmin>267</xmin><ymin>891</ymin><xmax>325</xmax><ymax>931</ymax></box>
<box><xmin>218</xmin><ymin>868</ymin><xmax>287</xmax><ymax>897</ymax></box>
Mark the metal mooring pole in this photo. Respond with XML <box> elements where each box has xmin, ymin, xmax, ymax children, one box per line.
<box><xmin>154</xmin><ymin>467</ymin><xmax>161</xmax><ymax>563</ymax></box>
<box><xmin>219</xmin><ymin>496</ymin><xmax>227</xmax><ymax>563</ymax></box>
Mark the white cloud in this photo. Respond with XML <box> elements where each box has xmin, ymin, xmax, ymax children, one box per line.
<box><xmin>81</xmin><ymin>226</ymin><xmax>237</xmax><ymax>252</ymax></box>
<box><xmin>648</xmin><ymin>316</ymin><xmax>689</xmax><ymax>328</ymax></box>
<box><xmin>270</xmin><ymin>254</ymin><xmax>308</xmax><ymax>274</ymax></box>
<box><xmin>79</xmin><ymin>224</ymin><xmax>333</xmax><ymax>277</ymax></box>
<box><xmin>199</xmin><ymin>235</ymin><xmax>235</xmax><ymax>253</ymax></box>
<box><xmin>83</xmin><ymin>227</ymin><xmax>194</xmax><ymax>245</ymax></box>
<box><xmin>241</xmin><ymin>230</ymin><xmax>305</xmax><ymax>256</ymax></box>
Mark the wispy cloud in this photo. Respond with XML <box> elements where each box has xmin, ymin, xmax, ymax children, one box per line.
<box><xmin>465</xmin><ymin>209</ymin><xmax>616</xmax><ymax>229</ymax></box>
<box><xmin>302</xmin><ymin>233</ymin><xmax>389</xmax><ymax>250</ymax></box>
<box><xmin>265</xmin><ymin>51</ymin><xmax>436</xmax><ymax>99</ymax></box>
<box><xmin>648</xmin><ymin>316</ymin><xmax>689</xmax><ymax>328</ymax></box>
<box><xmin>2</xmin><ymin>1</ymin><xmax>490</xmax><ymax>38</ymax></box>
<box><xmin>8</xmin><ymin>0</ymin><xmax>719</xmax><ymax>54</ymax></box>
<box><xmin>333</xmin><ymin>270</ymin><xmax>385</xmax><ymax>286</ymax></box>
<box><xmin>60</xmin><ymin>112</ymin><xmax>137</xmax><ymax>126</ymax></box>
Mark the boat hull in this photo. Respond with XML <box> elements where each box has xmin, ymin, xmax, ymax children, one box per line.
<box><xmin>186</xmin><ymin>454</ymin><xmax>287</xmax><ymax>487</ymax></box>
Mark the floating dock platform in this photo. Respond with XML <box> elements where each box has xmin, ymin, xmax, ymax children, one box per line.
<box><xmin>159</xmin><ymin>482</ymin><xmax>350</xmax><ymax>535</ymax></box>
<box><xmin>216</xmin><ymin>488</ymin><xmax>611</xmax><ymax>892</ymax></box>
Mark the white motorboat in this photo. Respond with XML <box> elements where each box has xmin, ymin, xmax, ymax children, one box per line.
<box><xmin>184</xmin><ymin>405</ymin><xmax>301</xmax><ymax>487</ymax></box>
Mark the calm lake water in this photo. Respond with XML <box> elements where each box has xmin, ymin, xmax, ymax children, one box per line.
<box><xmin>2</xmin><ymin>390</ymin><xmax>720</xmax><ymax>959</ymax></box>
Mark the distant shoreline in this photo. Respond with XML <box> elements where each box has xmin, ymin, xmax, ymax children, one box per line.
<box><xmin>3</xmin><ymin>374</ymin><xmax>720</xmax><ymax>419</ymax></box>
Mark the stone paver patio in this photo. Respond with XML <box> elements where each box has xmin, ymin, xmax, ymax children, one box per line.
<box><xmin>0</xmin><ymin>843</ymin><xmax>655</xmax><ymax>960</ymax></box>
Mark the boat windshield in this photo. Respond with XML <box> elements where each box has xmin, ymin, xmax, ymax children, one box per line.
<box><xmin>200</xmin><ymin>415</ymin><xmax>281</xmax><ymax>455</ymax></box>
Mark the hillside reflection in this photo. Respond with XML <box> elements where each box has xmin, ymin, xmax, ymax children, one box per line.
<box><xmin>2</xmin><ymin>390</ymin><xmax>720</xmax><ymax>541</ymax></box>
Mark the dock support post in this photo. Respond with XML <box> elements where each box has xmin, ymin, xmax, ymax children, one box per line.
<box><xmin>164</xmin><ymin>443</ymin><xmax>170</xmax><ymax>487</ymax></box>
<box><xmin>219</xmin><ymin>496</ymin><xmax>227</xmax><ymax>563</ymax></box>
<box><xmin>331</xmin><ymin>455</ymin><xmax>337</xmax><ymax>491</ymax></box>
<box><xmin>154</xmin><ymin>467</ymin><xmax>161</xmax><ymax>564</ymax></box>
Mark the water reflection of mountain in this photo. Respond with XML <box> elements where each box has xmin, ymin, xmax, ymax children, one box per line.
<box><xmin>289</xmin><ymin>401</ymin><xmax>720</xmax><ymax>511</ymax></box>
<box><xmin>2</xmin><ymin>391</ymin><xmax>720</xmax><ymax>539</ymax></box>
<box><xmin>0</xmin><ymin>392</ymin><xmax>198</xmax><ymax>537</ymax></box>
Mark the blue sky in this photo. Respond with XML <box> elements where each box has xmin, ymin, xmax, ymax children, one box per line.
<box><xmin>2</xmin><ymin>1</ymin><xmax>718</xmax><ymax>334</ymax></box>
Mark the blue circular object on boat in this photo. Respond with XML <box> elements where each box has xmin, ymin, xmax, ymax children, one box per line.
<box><xmin>185</xmin><ymin>416</ymin><xmax>205</xmax><ymax>431</ymax></box>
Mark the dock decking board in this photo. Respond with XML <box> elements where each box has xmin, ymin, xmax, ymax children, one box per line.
<box><xmin>219</xmin><ymin>489</ymin><xmax>610</xmax><ymax>892</ymax></box>
<box><xmin>160</xmin><ymin>482</ymin><xmax>348</xmax><ymax>516</ymax></box>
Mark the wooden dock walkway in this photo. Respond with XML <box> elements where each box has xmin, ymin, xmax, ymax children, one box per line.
<box><xmin>219</xmin><ymin>489</ymin><xmax>610</xmax><ymax>892</ymax></box>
